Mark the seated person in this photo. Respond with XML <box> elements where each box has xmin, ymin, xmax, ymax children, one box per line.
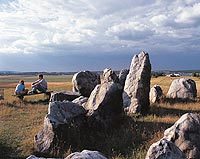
<box><xmin>15</xmin><ymin>80</ymin><xmax>28</xmax><ymax>95</ymax></box>
<box><xmin>30</xmin><ymin>74</ymin><xmax>47</xmax><ymax>94</ymax></box>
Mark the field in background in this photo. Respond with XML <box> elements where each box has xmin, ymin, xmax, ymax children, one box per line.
<box><xmin>0</xmin><ymin>75</ymin><xmax>200</xmax><ymax>159</ymax></box>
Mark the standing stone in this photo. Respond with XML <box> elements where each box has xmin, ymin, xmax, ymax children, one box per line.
<box><xmin>167</xmin><ymin>78</ymin><xmax>197</xmax><ymax>100</ymax></box>
<box><xmin>65</xmin><ymin>150</ymin><xmax>107</xmax><ymax>159</ymax></box>
<box><xmin>85</xmin><ymin>81</ymin><xmax>123</xmax><ymax>128</ymax></box>
<box><xmin>123</xmin><ymin>51</ymin><xmax>151</xmax><ymax>114</ymax></box>
<box><xmin>102</xmin><ymin>68</ymin><xmax>119</xmax><ymax>83</ymax></box>
<box><xmin>149</xmin><ymin>85</ymin><xmax>163</xmax><ymax>103</ymax></box>
<box><xmin>145</xmin><ymin>138</ymin><xmax>186</xmax><ymax>159</ymax></box>
<box><xmin>118</xmin><ymin>69</ymin><xmax>129</xmax><ymax>87</ymax></box>
<box><xmin>34</xmin><ymin>101</ymin><xmax>87</xmax><ymax>153</ymax></box>
<box><xmin>164</xmin><ymin>113</ymin><xmax>200</xmax><ymax>159</ymax></box>
<box><xmin>72</xmin><ymin>71</ymin><xmax>100</xmax><ymax>97</ymax></box>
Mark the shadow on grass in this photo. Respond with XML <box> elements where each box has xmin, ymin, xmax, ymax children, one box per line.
<box><xmin>163</xmin><ymin>97</ymin><xmax>197</xmax><ymax>104</ymax></box>
<box><xmin>23</xmin><ymin>99</ymin><xmax>49</xmax><ymax>105</ymax></box>
<box><xmin>33</xmin><ymin>115</ymin><xmax>171</xmax><ymax>159</ymax></box>
<box><xmin>0</xmin><ymin>142</ymin><xmax>24</xmax><ymax>159</ymax></box>
<box><xmin>150</xmin><ymin>104</ymin><xmax>200</xmax><ymax>118</ymax></box>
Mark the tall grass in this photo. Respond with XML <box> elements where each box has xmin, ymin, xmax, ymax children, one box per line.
<box><xmin>0</xmin><ymin>76</ymin><xmax>200</xmax><ymax>159</ymax></box>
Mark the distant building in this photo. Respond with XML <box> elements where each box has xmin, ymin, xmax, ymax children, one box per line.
<box><xmin>166</xmin><ymin>73</ymin><xmax>181</xmax><ymax>77</ymax></box>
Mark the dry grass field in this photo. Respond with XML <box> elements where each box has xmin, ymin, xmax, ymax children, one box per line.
<box><xmin>0</xmin><ymin>75</ymin><xmax>200</xmax><ymax>159</ymax></box>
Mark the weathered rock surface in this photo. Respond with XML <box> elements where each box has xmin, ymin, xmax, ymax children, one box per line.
<box><xmin>50</xmin><ymin>91</ymin><xmax>80</xmax><ymax>102</ymax></box>
<box><xmin>123</xmin><ymin>51</ymin><xmax>151</xmax><ymax>114</ymax></box>
<box><xmin>72</xmin><ymin>71</ymin><xmax>100</xmax><ymax>97</ymax></box>
<box><xmin>35</xmin><ymin>101</ymin><xmax>87</xmax><ymax>153</ymax></box>
<box><xmin>167</xmin><ymin>78</ymin><xmax>197</xmax><ymax>100</ymax></box>
<box><xmin>26</xmin><ymin>155</ymin><xmax>52</xmax><ymax>159</ymax></box>
<box><xmin>164</xmin><ymin>113</ymin><xmax>200</xmax><ymax>159</ymax></box>
<box><xmin>35</xmin><ymin>80</ymin><xmax>123</xmax><ymax>154</ymax></box>
<box><xmin>145</xmin><ymin>138</ymin><xmax>186</xmax><ymax>159</ymax></box>
<box><xmin>72</xmin><ymin>96</ymin><xmax>88</xmax><ymax>108</ymax></box>
<box><xmin>118</xmin><ymin>69</ymin><xmax>129</xmax><ymax>87</ymax></box>
<box><xmin>85</xmin><ymin>81</ymin><xmax>123</xmax><ymax>127</ymax></box>
<box><xmin>102</xmin><ymin>68</ymin><xmax>119</xmax><ymax>83</ymax></box>
<box><xmin>66</xmin><ymin>150</ymin><xmax>107</xmax><ymax>159</ymax></box>
<box><xmin>149</xmin><ymin>85</ymin><xmax>163</xmax><ymax>103</ymax></box>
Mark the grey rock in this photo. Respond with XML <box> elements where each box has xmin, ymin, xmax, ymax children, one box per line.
<box><xmin>102</xmin><ymin>68</ymin><xmax>119</xmax><ymax>83</ymax></box>
<box><xmin>34</xmin><ymin>101</ymin><xmax>87</xmax><ymax>153</ymax></box>
<box><xmin>167</xmin><ymin>78</ymin><xmax>197</xmax><ymax>100</ymax></box>
<box><xmin>118</xmin><ymin>69</ymin><xmax>129</xmax><ymax>87</ymax></box>
<box><xmin>26</xmin><ymin>155</ymin><xmax>56</xmax><ymax>159</ymax></box>
<box><xmin>145</xmin><ymin>138</ymin><xmax>186</xmax><ymax>159</ymax></box>
<box><xmin>72</xmin><ymin>71</ymin><xmax>100</xmax><ymax>97</ymax></box>
<box><xmin>164</xmin><ymin>113</ymin><xmax>200</xmax><ymax>159</ymax></box>
<box><xmin>85</xmin><ymin>81</ymin><xmax>123</xmax><ymax>127</ymax></box>
<box><xmin>72</xmin><ymin>96</ymin><xmax>88</xmax><ymax>108</ymax></box>
<box><xmin>50</xmin><ymin>91</ymin><xmax>80</xmax><ymax>102</ymax></box>
<box><xmin>149</xmin><ymin>85</ymin><xmax>163</xmax><ymax>103</ymax></box>
<box><xmin>123</xmin><ymin>51</ymin><xmax>151</xmax><ymax>114</ymax></box>
<box><xmin>65</xmin><ymin>150</ymin><xmax>107</xmax><ymax>159</ymax></box>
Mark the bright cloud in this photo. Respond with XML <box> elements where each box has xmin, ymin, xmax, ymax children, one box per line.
<box><xmin>0</xmin><ymin>0</ymin><xmax>200</xmax><ymax>55</ymax></box>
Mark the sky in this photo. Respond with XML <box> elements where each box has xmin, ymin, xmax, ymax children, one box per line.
<box><xmin>0</xmin><ymin>0</ymin><xmax>200</xmax><ymax>72</ymax></box>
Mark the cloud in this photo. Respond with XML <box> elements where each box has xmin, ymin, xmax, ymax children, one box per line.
<box><xmin>0</xmin><ymin>0</ymin><xmax>199</xmax><ymax>57</ymax></box>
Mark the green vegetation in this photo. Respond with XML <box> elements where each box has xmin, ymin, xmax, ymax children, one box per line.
<box><xmin>0</xmin><ymin>75</ymin><xmax>200</xmax><ymax>158</ymax></box>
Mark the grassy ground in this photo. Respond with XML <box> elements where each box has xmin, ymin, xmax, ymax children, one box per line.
<box><xmin>0</xmin><ymin>75</ymin><xmax>200</xmax><ymax>159</ymax></box>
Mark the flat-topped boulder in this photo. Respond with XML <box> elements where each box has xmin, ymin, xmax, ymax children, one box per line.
<box><xmin>50</xmin><ymin>91</ymin><xmax>80</xmax><ymax>102</ymax></box>
<box><xmin>72</xmin><ymin>71</ymin><xmax>100</xmax><ymax>97</ymax></box>
<box><xmin>123</xmin><ymin>51</ymin><xmax>151</xmax><ymax>114</ymax></box>
<box><xmin>149</xmin><ymin>85</ymin><xmax>163</xmax><ymax>103</ymax></box>
<box><xmin>167</xmin><ymin>78</ymin><xmax>197</xmax><ymax>100</ymax></box>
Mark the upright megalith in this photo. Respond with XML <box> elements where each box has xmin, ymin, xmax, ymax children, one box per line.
<box><xmin>118</xmin><ymin>69</ymin><xmax>129</xmax><ymax>87</ymax></box>
<box><xmin>149</xmin><ymin>85</ymin><xmax>163</xmax><ymax>103</ymax></box>
<box><xmin>123</xmin><ymin>51</ymin><xmax>151</xmax><ymax>114</ymax></box>
<box><xmin>167</xmin><ymin>78</ymin><xmax>197</xmax><ymax>100</ymax></box>
<box><xmin>72</xmin><ymin>71</ymin><xmax>101</xmax><ymax>97</ymax></box>
<box><xmin>34</xmin><ymin>101</ymin><xmax>87</xmax><ymax>153</ymax></box>
<box><xmin>85</xmin><ymin>81</ymin><xmax>123</xmax><ymax>128</ymax></box>
<box><xmin>102</xmin><ymin>68</ymin><xmax>119</xmax><ymax>83</ymax></box>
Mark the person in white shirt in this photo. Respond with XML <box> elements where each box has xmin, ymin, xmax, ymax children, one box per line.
<box><xmin>30</xmin><ymin>74</ymin><xmax>48</xmax><ymax>94</ymax></box>
<box><xmin>15</xmin><ymin>80</ymin><xmax>28</xmax><ymax>95</ymax></box>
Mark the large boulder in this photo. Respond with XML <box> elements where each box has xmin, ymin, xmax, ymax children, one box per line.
<box><xmin>85</xmin><ymin>81</ymin><xmax>123</xmax><ymax>128</ymax></box>
<box><xmin>118</xmin><ymin>69</ymin><xmax>129</xmax><ymax>87</ymax></box>
<box><xmin>164</xmin><ymin>113</ymin><xmax>200</xmax><ymax>159</ymax></box>
<box><xmin>50</xmin><ymin>91</ymin><xmax>80</xmax><ymax>102</ymax></box>
<box><xmin>167</xmin><ymin>78</ymin><xmax>197</xmax><ymax>100</ymax></box>
<box><xmin>72</xmin><ymin>71</ymin><xmax>100</xmax><ymax>97</ymax></box>
<box><xmin>102</xmin><ymin>68</ymin><xmax>119</xmax><ymax>83</ymax></box>
<box><xmin>65</xmin><ymin>150</ymin><xmax>107</xmax><ymax>159</ymax></box>
<box><xmin>145</xmin><ymin>138</ymin><xmax>186</xmax><ymax>159</ymax></box>
<box><xmin>149</xmin><ymin>85</ymin><xmax>163</xmax><ymax>103</ymax></box>
<box><xmin>34</xmin><ymin>101</ymin><xmax>87</xmax><ymax>153</ymax></box>
<box><xmin>123</xmin><ymin>51</ymin><xmax>151</xmax><ymax>114</ymax></box>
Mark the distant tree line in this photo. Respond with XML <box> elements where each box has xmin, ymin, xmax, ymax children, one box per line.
<box><xmin>151</xmin><ymin>71</ymin><xmax>166</xmax><ymax>78</ymax></box>
<box><xmin>192</xmin><ymin>72</ymin><xmax>200</xmax><ymax>77</ymax></box>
